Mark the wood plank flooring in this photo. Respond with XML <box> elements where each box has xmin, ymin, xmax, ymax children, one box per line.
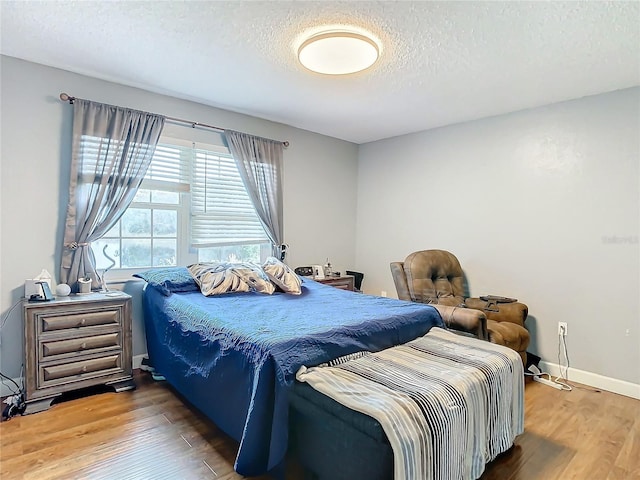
<box><xmin>1</xmin><ymin>371</ymin><xmax>638</xmax><ymax>480</ymax></box>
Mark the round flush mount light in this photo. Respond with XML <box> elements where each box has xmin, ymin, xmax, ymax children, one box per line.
<box><xmin>298</xmin><ymin>31</ymin><xmax>380</xmax><ymax>75</ymax></box>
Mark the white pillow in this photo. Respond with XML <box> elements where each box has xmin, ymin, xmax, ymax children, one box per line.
<box><xmin>188</xmin><ymin>262</ymin><xmax>275</xmax><ymax>296</ymax></box>
<box><xmin>262</xmin><ymin>257</ymin><xmax>302</xmax><ymax>295</ymax></box>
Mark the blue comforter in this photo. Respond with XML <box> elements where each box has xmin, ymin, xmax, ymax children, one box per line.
<box><xmin>142</xmin><ymin>278</ymin><xmax>443</xmax><ymax>476</ymax></box>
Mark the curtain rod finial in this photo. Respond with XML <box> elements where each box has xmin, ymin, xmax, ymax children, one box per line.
<box><xmin>283</xmin><ymin>141</ymin><xmax>290</xmax><ymax>148</ymax></box>
<box><xmin>59</xmin><ymin>93</ymin><xmax>75</xmax><ymax>104</ymax></box>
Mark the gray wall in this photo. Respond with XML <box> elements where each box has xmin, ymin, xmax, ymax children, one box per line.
<box><xmin>0</xmin><ymin>56</ymin><xmax>358</xmax><ymax>382</ymax></box>
<box><xmin>2</xmin><ymin>55</ymin><xmax>637</xmax><ymax>394</ymax></box>
<box><xmin>355</xmin><ymin>88</ymin><xmax>640</xmax><ymax>385</ymax></box>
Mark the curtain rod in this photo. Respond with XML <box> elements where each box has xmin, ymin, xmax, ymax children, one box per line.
<box><xmin>59</xmin><ymin>93</ymin><xmax>289</xmax><ymax>147</ymax></box>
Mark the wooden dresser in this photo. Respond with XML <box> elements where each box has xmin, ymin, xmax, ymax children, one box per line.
<box><xmin>315</xmin><ymin>275</ymin><xmax>355</xmax><ymax>291</ymax></box>
<box><xmin>23</xmin><ymin>292</ymin><xmax>135</xmax><ymax>413</ymax></box>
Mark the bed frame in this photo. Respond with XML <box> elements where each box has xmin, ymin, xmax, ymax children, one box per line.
<box><xmin>289</xmin><ymin>382</ymin><xmax>393</xmax><ymax>480</ymax></box>
<box><xmin>139</xmin><ymin>270</ymin><xmax>519</xmax><ymax>479</ymax></box>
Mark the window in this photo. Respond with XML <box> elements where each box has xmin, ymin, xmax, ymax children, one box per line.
<box><xmin>93</xmin><ymin>188</ymin><xmax>182</xmax><ymax>269</ymax></box>
<box><xmin>197</xmin><ymin>243</ymin><xmax>270</xmax><ymax>264</ymax></box>
<box><xmin>92</xmin><ymin>136</ymin><xmax>268</xmax><ymax>277</ymax></box>
<box><xmin>191</xmin><ymin>147</ymin><xmax>269</xmax><ymax>262</ymax></box>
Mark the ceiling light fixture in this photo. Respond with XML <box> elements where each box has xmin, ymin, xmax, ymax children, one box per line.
<box><xmin>298</xmin><ymin>31</ymin><xmax>380</xmax><ymax>75</ymax></box>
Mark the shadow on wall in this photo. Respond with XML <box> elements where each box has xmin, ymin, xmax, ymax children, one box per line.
<box><xmin>121</xmin><ymin>279</ymin><xmax>147</xmax><ymax>357</ymax></box>
<box><xmin>462</xmin><ymin>272</ymin><xmax>472</xmax><ymax>299</ymax></box>
<box><xmin>525</xmin><ymin>315</ymin><xmax>539</xmax><ymax>357</ymax></box>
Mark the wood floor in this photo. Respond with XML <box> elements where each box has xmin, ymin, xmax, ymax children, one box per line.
<box><xmin>1</xmin><ymin>371</ymin><xmax>638</xmax><ymax>480</ymax></box>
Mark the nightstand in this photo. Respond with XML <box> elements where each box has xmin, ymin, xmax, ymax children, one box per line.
<box><xmin>315</xmin><ymin>275</ymin><xmax>355</xmax><ymax>291</ymax></box>
<box><xmin>23</xmin><ymin>292</ymin><xmax>135</xmax><ymax>414</ymax></box>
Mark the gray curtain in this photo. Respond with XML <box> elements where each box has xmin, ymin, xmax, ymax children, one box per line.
<box><xmin>61</xmin><ymin>99</ymin><xmax>165</xmax><ymax>290</ymax></box>
<box><xmin>224</xmin><ymin>130</ymin><xmax>284</xmax><ymax>258</ymax></box>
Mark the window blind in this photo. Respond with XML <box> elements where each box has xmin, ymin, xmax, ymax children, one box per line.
<box><xmin>79</xmin><ymin>135</ymin><xmax>190</xmax><ymax>193</ymax></box>
<box><xmin>191</xmin><ymin>149</ymin><xmax>268</xmax><ymax>248</ymax></box>
<box><xmin>80</xmin><ymin>134</ymin><xmax>266</xmax><ymax>248</ymax></box>
<box><xmin>141</xmin><ymin>143</ymin><xmax>191</xmax><ymax>192</ymax></box>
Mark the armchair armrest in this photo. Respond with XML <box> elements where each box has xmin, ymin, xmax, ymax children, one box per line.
<box><xmin>464</xmin><ymin>297</ymin><xmax>528</xmax><ymax>327</ymax></box>
<box><xmin>390</xmin><ymin>262</ymin><xmax>411</xmax><ymax>301</ymax></box>
<box><xmin>433</xmin><ymin>304</ymin><xmax>488</xmax><ymax>341</ymax></box>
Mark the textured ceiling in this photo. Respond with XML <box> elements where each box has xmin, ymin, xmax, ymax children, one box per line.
<box><xmin>2</xmin><ymin>1</ymin><xmax>639</xmax><ymax>144</ymax></box>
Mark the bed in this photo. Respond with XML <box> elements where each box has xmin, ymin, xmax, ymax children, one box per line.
<box><xmin>292</xmin><ymin>328</ymin><xmax>524</xmax><ymax>480</ymax></box>
<box><xmin>138</xmin><ymin>267</ymin><xmax>523</xmax><ymax>479</ymax></box>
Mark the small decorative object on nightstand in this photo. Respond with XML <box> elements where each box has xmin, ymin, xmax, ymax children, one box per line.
<box><xmin>23</xmin><ymin>291</ymin><xmax>135</xmax><ymax>414</ymax></box>
<box><xmin>324</xmin><ymin>259</ymin><xmax>332</xmax><ymax>277</ymax></box>
<box><xmin>77</xmin><ymin>277</ymin><xmax>92</xmax><ymax>294</ymax></box>
<box><xmin>55</xmin><ymin>283</ymin><xmax>71</xmax><ymax>297</ymax></box>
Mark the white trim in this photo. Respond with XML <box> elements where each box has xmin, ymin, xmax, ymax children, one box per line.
<box><xmin>133</xmin><ymin>354</ymin><xmax>146</xmax><ymax>370</ymax></box>
<box><xmin>539</xmin><ymin>361</ymin><xmax>640</xmax><ymax>399</ymax></box>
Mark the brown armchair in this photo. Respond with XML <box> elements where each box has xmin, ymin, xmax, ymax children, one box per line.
<box><xmin>391</xmin><ymin>249</ymin><xmax>529</xmax><ymax>364</ymax></box>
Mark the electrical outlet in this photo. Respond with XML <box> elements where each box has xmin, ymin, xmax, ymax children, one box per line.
<box><xmin>381</xmin><ymin>291</ymin><xmax>387</xmax><ymax>297</ymax></box>
<box><xmin>558</xmin><ymin>322</ymin><xmax>568</xmax><ymax>336</ymax></box>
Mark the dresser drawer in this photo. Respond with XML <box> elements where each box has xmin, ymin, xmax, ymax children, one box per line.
<box><xmin>40</xmin><ymin>310</ymin><xmax>119</xmax><ymax>333</ymax></box>
<box><xmin>317</xmin><ymin>276</ymin><xmax>355</xmax><ymax>291</ymax></box>
<box><xmin>40</xmin><ymin>332</ymin><xmax>121</xmax><ymax>361</ymax></box>
<box><xmin>39</xmin><ymin>354</ymin><xmax>122</xmax><ymax>387</ymax></box>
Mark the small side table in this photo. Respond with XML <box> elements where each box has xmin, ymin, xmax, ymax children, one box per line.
<box><xmin>315</xmin><ymin>275</ymin><xmax>355</xmax><ymax>292</ymax></box>
<box><xmin>23</xmin><ymin>292</ymin><xmax>135</xmax><ymax>414</ymax></box>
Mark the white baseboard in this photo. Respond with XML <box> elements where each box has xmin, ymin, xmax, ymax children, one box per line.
<box><xmin>2</xmin><ymin>355</ymin><xmax>149</xmax><ymax>398</ymax></box>
<box><xmin>133</xmin><ymin>354</ymin><xmax>146</xmax><ymax>370</ymax></box>
<box><xmin>539</xmin><ymin>361</ymin><xmax>640</xmax><ymax>400</ymax></box>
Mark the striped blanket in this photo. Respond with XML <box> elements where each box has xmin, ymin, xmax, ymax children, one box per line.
<box><xmin>296</xmin><ymin>327</ymin><xmax>524</xmax><ymax>480</ymax></box>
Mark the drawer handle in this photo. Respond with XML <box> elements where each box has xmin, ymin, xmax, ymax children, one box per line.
<box><xmin>80</xmin><ymin>342</ymin><xmax>87</xmax><ymax>350</ymax></box>
<box><xmin>81</xmin><ymin>365</ymin><xmax>88</xmax><ymax>373</ymax></box>
<box><xmin>79</xmin><ymin>318</ymin><xmax>87</xmax><ymax>326</ymax></box>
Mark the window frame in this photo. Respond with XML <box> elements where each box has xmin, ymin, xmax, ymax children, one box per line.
<box><xmin>96</xmin><ymin>134</ymin><xmax>270</xmax><ymax>283</ymax></box>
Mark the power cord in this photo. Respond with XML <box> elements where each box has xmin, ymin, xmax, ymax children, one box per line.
<box><xmin>0</xmin><ymin>372</ymin><xmax>21</xmax><ymax>395</ymax></box>
<box><xmin>527</xmin><ymin>326</ymin><xmax>599</xmax><ymax>393</ymax></box>
<box><xmin>554</xmin><ymin>327</ymin><xmax>571</xmax><ymax>389</ymax></box>
<box><xmin>540</xmin><ymin>327</ymin><xmax>573</xmax><ymax>391</ymax></box>
<box><xmin>555</xmin><ymin>329</ymin><xmax>601</xmax><ymax>394</ymax></box>
<box><xmin>1</xmin><ymin>298</ymin><xmax>27</xmax><ymax>420</ymax></box>
<box><xmin>0</xmin><ymin>298</ymin><xmax>22</xmax><ymax>330</ymax></box>
<box><xmin>526</xmin><ymin>364</ymin><xmax>571</xmax><ymax>390</ymax></box>
<box><xmin>1</xmin><ymin>365</ymin><xmax>26</xmax><ymax>420</ymax></box>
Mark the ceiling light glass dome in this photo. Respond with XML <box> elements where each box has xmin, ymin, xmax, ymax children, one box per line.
<box><xmin>298</xmin><ymin>31</ymin><xmax>380</xmax><ymax>75</ymax></box>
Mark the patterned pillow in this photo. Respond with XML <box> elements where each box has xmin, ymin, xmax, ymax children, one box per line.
<box><xmin>188</xmin><ymin>262</ymin><xmax>275</xmax><ymax>296</ymax></box>
<box><xmin>262</xmin><ymin>257</ymin><xmax>302</xmax><ymax>295</ymax></box>
<box><xmin>133</xmin><ymin>267</ymin><xmax>200</xmax><ymax>296</ymax></box>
